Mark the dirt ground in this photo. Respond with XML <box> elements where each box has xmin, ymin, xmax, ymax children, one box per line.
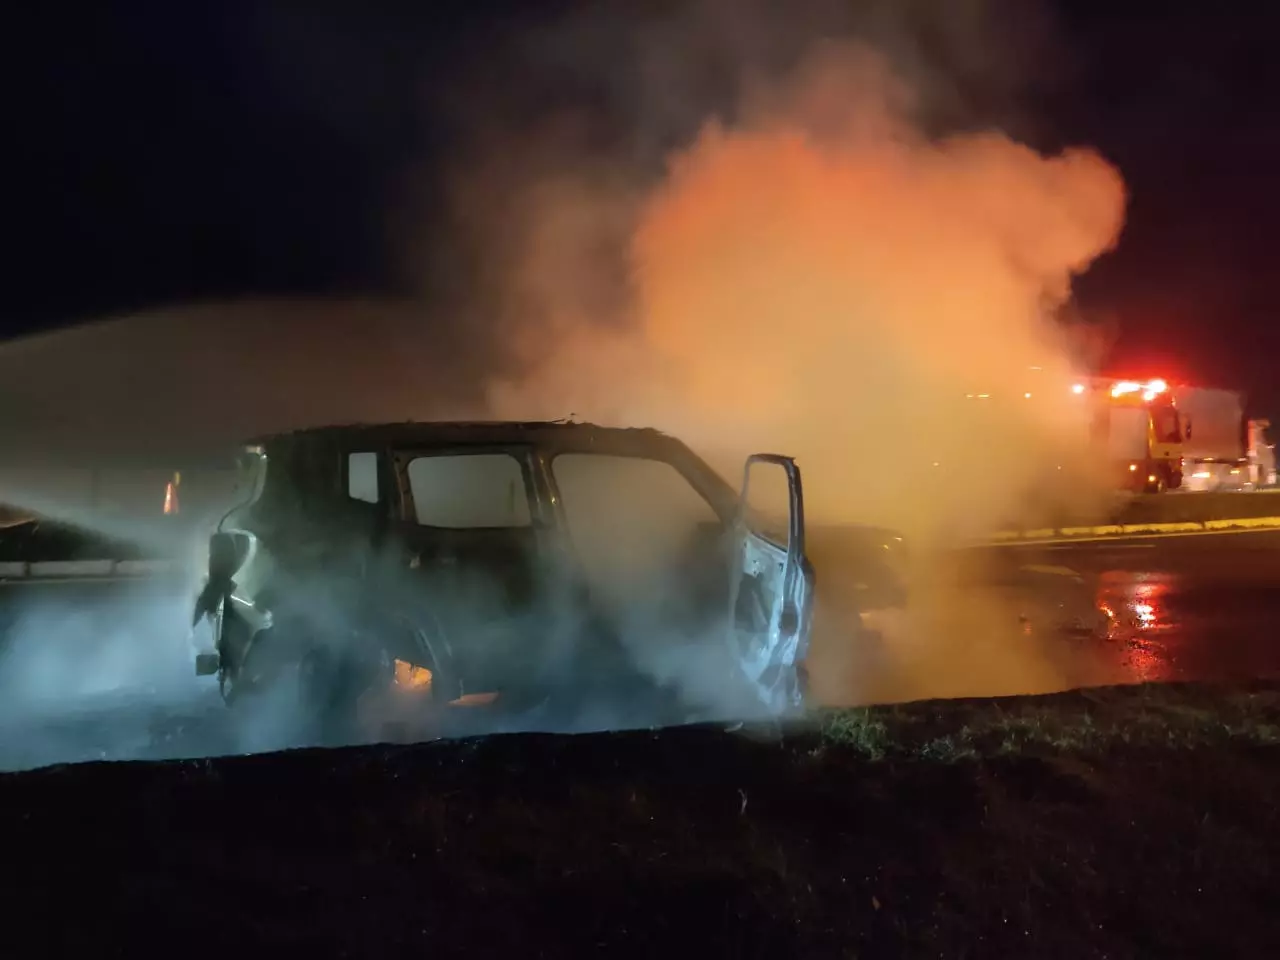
<box><xmin>2</xmin><ymin>682</ymin><xmax>1278</xmax><ymax>958</ymax></box>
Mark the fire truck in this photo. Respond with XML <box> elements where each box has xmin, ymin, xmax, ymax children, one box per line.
<box><xmin>956</xmin><ymin>373</ymin><xmax>1184</xmax><ymax>495</ymax></box>
<box><xmin>1076</xmin><ymin>377</ymin><xmax>1186</xmax><ymax>494</ymax></box>
<box><xmin>958</xmin><ymin>370</ymin><xmax>1272</xmax><ymax>496</ymax></box>
<box><xmin>1072</xmin><ymin>377</ymin><xmax>1275</xmax><ymax>494</ymax></box>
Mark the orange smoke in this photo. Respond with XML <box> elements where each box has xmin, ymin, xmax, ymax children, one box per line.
<box><xmin>486</xmin><ymin>44</ymin><xmax>1127</xmax><ymax>540</ymax></box>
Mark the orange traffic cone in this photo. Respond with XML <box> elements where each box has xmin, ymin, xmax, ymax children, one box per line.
<box><xmin>163</xmin><ymin>472</ymin><xmax>181</xmax><ymax>515</ymax></box>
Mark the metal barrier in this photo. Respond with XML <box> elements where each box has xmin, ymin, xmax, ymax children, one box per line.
<box><xmin>0</xmin><ymin>558</ymin><xmax>179</xmax><ymax>581</ymax></box>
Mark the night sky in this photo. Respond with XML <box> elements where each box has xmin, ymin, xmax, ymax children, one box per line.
<box><xmin>6</xmin><ymin>2</ymin><xmax>1278</xmax><ymax>412</ymax></box>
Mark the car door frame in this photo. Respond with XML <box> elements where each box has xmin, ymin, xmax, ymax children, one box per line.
<box><xmin>728</xmin><ymin>453</ymin><xmax>815</xmax><ymax>712</ymax></box>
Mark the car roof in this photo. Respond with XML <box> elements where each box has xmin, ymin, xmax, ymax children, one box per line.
<box><xmin>249</xmin><ymin>420</ymin><xmax>693</xmax><ymax>457</ymax></box>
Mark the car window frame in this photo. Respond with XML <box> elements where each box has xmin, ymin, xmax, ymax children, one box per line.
<box><xmin>541</xmin><ymin>448</ymin><xmax>729</xmax><ymax>557</ymax></box>
<box><xmin>390</xmin><ymin>444</ymin><xmax>548</xmax><ymax>531</ymax></box>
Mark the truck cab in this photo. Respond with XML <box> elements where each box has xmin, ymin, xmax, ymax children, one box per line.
<box><xmin>1086</xmin><ymin>379</ymin><xmax>1185</xmax><ymax>493</ymax></box>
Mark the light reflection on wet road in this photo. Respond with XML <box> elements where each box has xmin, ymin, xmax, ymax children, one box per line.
<box><xmin>811</xmin><ymin>528</ymin><xmax>1280</xmax><ymax>707</ymax></box>
<box><xmin>991</xmin><ymin>529</ymin><xmax>1280</xmax><ymax>687</ymax></box>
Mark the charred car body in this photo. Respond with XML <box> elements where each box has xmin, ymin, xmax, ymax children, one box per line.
<box><xmin>191</xmin><ymin>421</ymin><xmax>816</xmax><ymax>739</ymax></box>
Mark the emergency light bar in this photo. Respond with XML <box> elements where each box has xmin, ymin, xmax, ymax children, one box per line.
<box><xmin>1109</xmin><ymin>378</ymin><xmax>1168</xmax><ymax>401</ymax></box>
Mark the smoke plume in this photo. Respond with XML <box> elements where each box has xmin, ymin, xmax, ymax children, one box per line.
<box><xmin>442</xmin><ymin>11</ymin><xmax>1130</xmax><ymax>707</ymax></box>
<box><xmin>478</xmin><ymin>39</ymin><xmax>1126</xmax><ymax>541</ymax></box>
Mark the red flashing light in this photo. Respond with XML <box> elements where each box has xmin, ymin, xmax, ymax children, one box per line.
<box><xmin>1110</xmin><ymin>378</ymin><xmax>1168</xmax><ymax>401</ymax></box>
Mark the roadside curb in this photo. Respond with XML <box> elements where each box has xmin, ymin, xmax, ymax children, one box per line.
<box><xmin>986</xmin><ymin>515</ymin><xmax>1280</xmax><ymax>545</ymax></box>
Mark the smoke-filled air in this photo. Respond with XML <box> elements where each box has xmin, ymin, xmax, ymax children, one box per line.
<box><xmin>484</xmin><ymin>41</ymin><xmax>1128</xmax><ymax>543</ymax></box>
<box><xmin>469</xmin><ymin>33</ymin><xmax>1131</xmax><ymax>707</ymax></box>
<box><xmin>0</xmin><ymin>7</ymin><xmax>1135</xmax><ymax>769</ymax></box>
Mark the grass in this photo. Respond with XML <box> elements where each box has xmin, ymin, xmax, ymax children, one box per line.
<box><xmin>5</xmin><ymin>679</ymin><xmax>1280</xmax><ymax>956</ymax></box>
<box><xmin>817</xmin><ymin>680</ymin><xmax>1280</xmax><ymax>761</ymax></box>
<box><xmin>817</xmin><ymin>708</ymin><xmax>892</xmax><ymax>758</ymax></box>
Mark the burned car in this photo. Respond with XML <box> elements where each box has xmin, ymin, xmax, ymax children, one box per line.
<box><xmin>191</xmin><ymin>421</ymin><xmax>815</xmax><ymax>740</ymax></box>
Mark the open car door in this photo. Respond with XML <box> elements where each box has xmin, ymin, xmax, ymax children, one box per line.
<box><xmin>728</xmin><ymin>454</ymin><xmax>815</xmax><ymax>713</ymax></box>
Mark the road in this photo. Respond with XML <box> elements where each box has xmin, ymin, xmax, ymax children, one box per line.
<box><xmin>980</xmin><ymin>528</ymin><xmax>1280</xmax><ymax>684</ymax></box>
<box><xmin>5</xmin><ymin>529</ymin><xmax>1280</xmax><ymax>772</ymax></box>
<box><xmin>0</xmin><ymin>573</ymin><xmax>238</xmax><ymax>771</ymax></box>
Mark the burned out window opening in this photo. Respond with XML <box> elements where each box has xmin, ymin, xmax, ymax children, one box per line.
<box><xmin>348</xmin><ymin>452</ymin><xmax>379</xmax><ymax>504</ymax></box>
<box><xmin>550</xmin><ymin>452</ymin><xmax>727</xmax><ymax>612</ymax></box>
<box><xmin>406</xmin><ymin>453</ymin><xmax>534</xmax><ymax>529</ymax></box>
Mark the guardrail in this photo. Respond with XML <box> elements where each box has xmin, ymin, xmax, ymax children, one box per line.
<box><xmin>0</xmin><ymin>558</ymin><xmax>180</xmax><ymax>581</ymax></box>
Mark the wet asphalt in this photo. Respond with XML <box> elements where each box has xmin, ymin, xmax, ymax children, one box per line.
<box><xmin>979</xmin><ymin>529</ymin><xmax>1280</xmax><ymax>685</ymax></box>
